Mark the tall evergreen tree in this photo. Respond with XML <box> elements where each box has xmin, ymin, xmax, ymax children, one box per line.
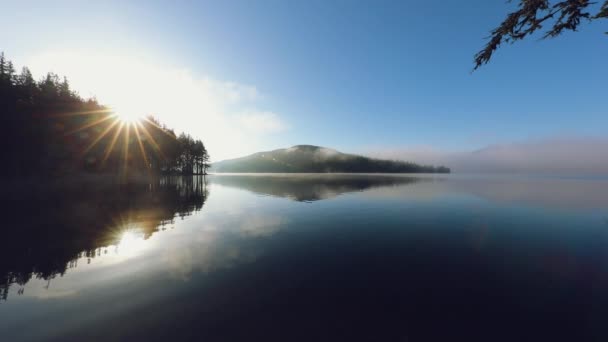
<box><xmin>59</xmin><ymin>76</ymin><xmax>71</xmax><ymax>99</ymax></box>
<box><xmin>17</xmin><ymin>67</ymin><xmax>35</xmax><ymax>87</ymax></box>
<box><xmin>6</xmin><ymin>61</ymin><xmax>15</xmax><ymax>85</ymax></box>
<box><xmin>0</xmin><ymin>52</ymin><xmax>6</xmax><ymax>81</ymax></box>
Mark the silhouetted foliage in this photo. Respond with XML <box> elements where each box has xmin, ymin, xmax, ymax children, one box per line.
<box><xmin>175</xmin><ymin>133</ymin><xmax>210</xmax><ymax>175</ymax></box>
<box><xmin>474</xmin><ymin>0</ymin><xmax>608</xmax><ymax>69</ymax></box>
<box><xmin>0</xmin><ymin>52</ymin><xmax>210</xmax><ymax>177</ymax></box>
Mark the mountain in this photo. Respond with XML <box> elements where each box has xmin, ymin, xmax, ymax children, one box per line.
<box><xmin>211</xmin><ymin>145</ymin><xmax>450</xmax><ymax>173</ymax></box>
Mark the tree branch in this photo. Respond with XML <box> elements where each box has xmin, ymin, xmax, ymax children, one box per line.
<box><xmin>474</xmin><ymin>0</ymin><xmax>605</xmax><ymax>70</ymax></box>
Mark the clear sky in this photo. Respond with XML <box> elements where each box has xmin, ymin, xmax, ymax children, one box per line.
<box><xmin>2</xmin><ymin>0</ymin><xmax>607</xmax><ymax>171</ymax></box>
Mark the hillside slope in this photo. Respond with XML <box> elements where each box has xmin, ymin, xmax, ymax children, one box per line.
<box><xmin>211</xmin><ymin>145</ymin><xmax>450</xmax><ymax>173</ymax></box>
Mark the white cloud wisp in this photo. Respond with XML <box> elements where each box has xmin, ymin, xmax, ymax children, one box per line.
<box><xmin>26</xmin><ymin>50</ymin><xmax>288</xmax><ymax>161</ymax></box>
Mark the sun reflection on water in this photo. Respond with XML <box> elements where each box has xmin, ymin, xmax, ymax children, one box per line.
<box><xmin>115</xmin><ymin>229</ymin><xmax>146</xmax><ymax>257</ymax></box>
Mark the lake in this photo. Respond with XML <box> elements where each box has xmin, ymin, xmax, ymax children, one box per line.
<box><xmin>1</xmin><ymin>174</ymin><xmax>608</xmax><ymax>341</ymax></box>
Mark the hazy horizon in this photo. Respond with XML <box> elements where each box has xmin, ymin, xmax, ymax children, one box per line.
<box><xmin>3</xmin><ymin>1</ymin><xmax>606</xmax><ymax>174</ymax></box>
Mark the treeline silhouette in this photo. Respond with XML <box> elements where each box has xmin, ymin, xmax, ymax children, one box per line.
<box><xmin>0</xmin><ymin>176</ymin><xmax>209</xmax><ymax>301</ymax></box>
<box><xmin>0</xmin><ymin>52</ymin><xmax>209</xmax><ymax>177</ymax></box>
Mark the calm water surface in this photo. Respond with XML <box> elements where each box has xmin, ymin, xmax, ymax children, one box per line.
<box><xmin>1</xmin><ymin>174</ymin><xmax>608</xmax><ymax>341</ymax></box>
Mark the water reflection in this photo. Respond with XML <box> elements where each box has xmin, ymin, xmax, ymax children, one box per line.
<box><xmin>2</xmin><ymin>174</ymin><xmax>608</xmax><ymax>341</ymax></box>
<box><xmin>0</xmin><ymin>176</ymin><xmax>209</xmax><ymax>301</ymax></box>
<box><xmin>210</xmin><ymin>174</ymin><xmax>429</xmax><ymax>201</ymax></box>
<box><xmin>1</xmin><ymin>174</ymin><xmax>430</xmax><ymax>302</ymax></box>
<box><xmin>445</xmin><ymin>175</ymin><xmax>608</xmax><ymax>210</ymax></box>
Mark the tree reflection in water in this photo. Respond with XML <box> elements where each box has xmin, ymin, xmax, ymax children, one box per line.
<box><xmin>0</xmin><ymin>176</ymin><xmax>209</xmax><ymax>301</ymax></box>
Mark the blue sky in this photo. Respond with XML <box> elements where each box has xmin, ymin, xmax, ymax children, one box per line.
<box><xmin>2</xmin><ymin>0</ymin><xmax>607</xmax><ymax>169</ymax></box>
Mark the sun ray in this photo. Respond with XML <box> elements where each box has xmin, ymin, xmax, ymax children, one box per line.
<box><xmin>102</xmin><ymin>122</ymin><xmax>125</xmax><ymax>165</ymax></box>
<box><xmin>136</xmin><ymin>121</ymin><xmax>166</xmax><ymax>160</ymax></box>
<box><xmin>122</xmin><ymin>124</ymin><xmax>130</xmax><ymax>176</ymax></box>
<box><xmin>65</xmin><ymin>114</ymin><xmax>116</xmax><ymax>136</ymax></box>
<box><xmin>132</xmin><ymin>123</ymin><xmax>150</xmax><ymax>169</ymax></box>
<box><xmin>142</xmin><ymin>117</ymin><xmax>178</xmax><ymax>139</ymax></box>
<box><xmin>81</xmin><ymin>119</ymin><xmax>121</xmax><ymax>155</ymax></box>
<box><xmin>50</xmin><ymin>108</ymin><xmax>113</xmax><ymax>118</ymax></box>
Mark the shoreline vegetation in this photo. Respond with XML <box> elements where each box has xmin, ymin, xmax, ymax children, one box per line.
<box><xmin>0</xmin><ymin>52</ymin><xmax>210</xmax><ymax>180</ymax></box>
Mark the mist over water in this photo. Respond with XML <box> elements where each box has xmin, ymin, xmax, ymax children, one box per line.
<box><xmin>1</xmin><ymin>174</ymin><xmax>608</xmax><ymax>341</ymax></box>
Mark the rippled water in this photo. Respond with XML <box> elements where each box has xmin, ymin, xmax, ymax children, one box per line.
<box><xmin>1</xmin><ymin>174</ymin><xmax>608</xmax><ymax>341</ymax></box>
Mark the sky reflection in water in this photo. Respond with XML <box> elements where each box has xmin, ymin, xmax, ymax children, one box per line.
<box><xmin>1</xmin><ymin>174</ymin><xmax>608</xmax><ymax>341</ymax></box>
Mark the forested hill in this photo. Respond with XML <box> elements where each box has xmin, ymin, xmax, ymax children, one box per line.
<box><xmin>211</xmin><ymin>145</ymin><xmax>450</xmax><ymax>173</ymax></box>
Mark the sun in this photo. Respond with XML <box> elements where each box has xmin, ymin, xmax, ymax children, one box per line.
<box><xmin>111</xmin><ymin>229</ymin><xmax>147</xmax><ymax>258</ymax></box>
<box><xmin>111</xmin><ymin>104</ymin><xmax>146</xmax><ymax>124</ymax></box>
<box><xmin>114</xmin><ymin>110</ymin><xmax>145</xmax><ymax>124</ymax></box>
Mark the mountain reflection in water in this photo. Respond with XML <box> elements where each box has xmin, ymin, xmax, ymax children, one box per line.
<box><xmin>210</xmin><ymin>173</ymin><xmax>429</xmax><ymax>201</ymax></box>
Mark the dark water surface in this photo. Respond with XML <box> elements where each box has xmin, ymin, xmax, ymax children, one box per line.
<box><xmin>1</xmin><ymin>174</ymin><xmax>608</xmax><ymax>341</ymax></box>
